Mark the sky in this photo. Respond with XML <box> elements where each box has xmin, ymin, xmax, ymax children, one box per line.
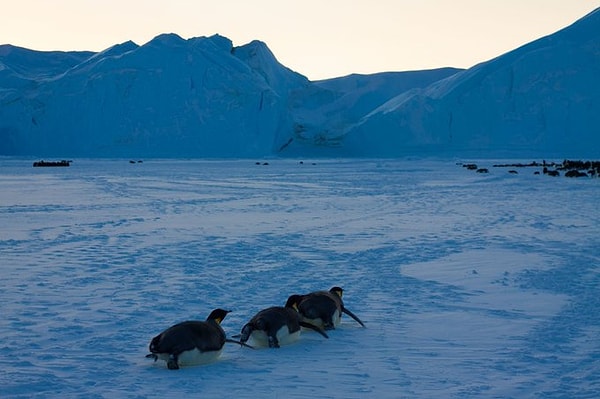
<box><xmin>1</xmin><ymin>1</ymin><xmax>599</xmax><ymax>80</ymax></box>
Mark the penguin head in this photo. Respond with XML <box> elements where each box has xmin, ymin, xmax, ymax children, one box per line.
<box><xmin>330</xmin><ymin>286</ymin><xmax>344</xmax><ymax>298</ymax></box>
<box><xmin>285</xmin><ymin>295</ymin><xmax>302</xmax><ymax>310</ymax></box>
<box><xmin>207</xmin><ymin>308</ymin><xmax>231</xmax><ymax>324</ymax></box>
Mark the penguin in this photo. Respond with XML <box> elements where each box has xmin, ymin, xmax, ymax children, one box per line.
<box><xmin>146</xmin><ymin>308</ymin><xmax>252</xmax><ymax>370</ymax></box>
<box><xmin>287</xmin><ymin>286</ymin><xmax>365</xmax><ymax>330</ymax></box>
<box><xmin>239</xmin><ymin>305</ymin><xmax>329</xmax><ymax>348</ymax></box>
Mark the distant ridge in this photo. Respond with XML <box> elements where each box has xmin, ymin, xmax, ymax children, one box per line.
<box><xmin>1</xmin><ymin>8</ymin><xmax>598</xmax><ymax>158</ymax></box>
<box><xmin>340</xmin><ymin>7</ymin><xmax>600</xmax><ymax>158</ymax></box>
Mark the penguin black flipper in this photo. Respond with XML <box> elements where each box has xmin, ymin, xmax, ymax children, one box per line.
<box><xmin>342</xmin><ymin>307</ymin><xmax>365</xmax><ymax>327</ymax></box>
<box><xmin>299</xmin><ymin>321</ymin><xmax>329</xmax><ymax>338</ymax></box>
<box><xmin>225</xmin><ymin>338</ymin><xmax>255</xmax><ymax>349</ymax></box>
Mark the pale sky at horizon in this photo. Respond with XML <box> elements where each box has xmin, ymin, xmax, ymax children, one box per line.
<box><xmin>2</xmin><ymin>1</ymin><xmax>598</xmax><ymax>80</ymax></box>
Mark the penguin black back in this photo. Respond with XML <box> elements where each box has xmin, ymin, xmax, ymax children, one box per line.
<box><xmin>147</xmin><ymin>308</ymin><xmax>249</xmax><ymax>369</ymax></box>
<box><xmin>240</xmin><ymin>304</ymin><xmax>328</xmax><ymax>348</ymax></box>
<box><xmin>288</xmin><ymin>287</ymin><xmax>365</xmax><ymax>329</ymax></box>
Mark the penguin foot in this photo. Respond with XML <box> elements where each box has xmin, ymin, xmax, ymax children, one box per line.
<box><xmin>167</xmin><ymin>354</ymin><xmax>179</xmax><ymax>370</ymax></box>
<box><xmin>268</xmin><ymin>336</ymin><xmax>280</xmax><ymax>348</ymax></box>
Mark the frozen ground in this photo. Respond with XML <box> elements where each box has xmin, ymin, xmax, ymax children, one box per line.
<box><xmin>1</xmin><ymin>158</ymin><xmax>598</xmax><ymax>398</ymax></box>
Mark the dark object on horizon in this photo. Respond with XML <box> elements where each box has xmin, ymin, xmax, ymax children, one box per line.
<box><xmin>558</xmin><ymin>159</ymin><xmax>598</xmax><ymax>177</ymax></box>
<box><xmin>565</xmin><ymin>170</ymin><xmax>588</xmax><ymax>178</ymax></box>
<box><xmin>33</xmin><ymin>160</ymin><xmax>71</xmax><ymax>167</ymax></box>
<box><xmin>492</xmin><ymin>161</ymin><xmax>545</xmax><ymax>168</ymax></box>
<box><xmin>543</xmin><ymin>167</ymin><xmax>560</xmax><ymax>177</ymax></box>
<box><xmin>491</xmin><ymin>159</ymin><xmax>599</xmax><ymax>177</ymax></box>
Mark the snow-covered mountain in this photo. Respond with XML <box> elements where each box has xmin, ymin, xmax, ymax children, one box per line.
<box><xmin>341</xmin><ymin>8</ymin><xmax>600</xmax><ymax>158</ymax></box>
<box><xmin>1</xmin><ymin>34</ymin><xmax>299</xmax><ymax>157</ymax></box>
<box><xmin>1</xmin><ymin>7</ymin><xmax>598</xmax><ymax>158</ymax></box>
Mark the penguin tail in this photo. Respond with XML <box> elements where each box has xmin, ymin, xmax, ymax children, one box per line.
<box><xmin>148</xmin><ymin>335</ymin><xmax>161</xmax><ymax>352</ymax></box>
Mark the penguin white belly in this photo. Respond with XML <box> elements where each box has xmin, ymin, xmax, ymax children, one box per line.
<box><xmin>332</xmin><ymin>309</ymin><xmax>341</xmax><ymax>327</ymax></box>
<box><xmin>176</xmin><ymin>348</ymin><xmax>224</xmax><ymax>366</ymax></box>
<box><xmin>250</xmin><ymin>327</ymin><xmax>300</xmax><ymax>347</ymax></box>
<box><xmin>276</xmin><ymin>328</ymin><xmax>300</xmax><ymax>346</ymax></box>
<box><xmin>303</xmin><ymin>309</ymin><xmax>341</xmax><ymax>328</ymax></box>
<box><xmin>249</xmin><ymin>330</ymin><xmax>271</xmax><ymax>347</ymax></box>
<box><xmin>155</xmin><ymin>353</ymin><xmax>171</xmax><ymax>363</ymax></box>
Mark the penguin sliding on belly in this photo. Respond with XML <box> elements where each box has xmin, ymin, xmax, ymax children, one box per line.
<box><xmin>239</xmin><ymin>305</ymin><xmax>329</xmax><ymax>348</ymax></box>
<box><xmin>287</xmin><ymin>286</ymin><xmax>365</xmax><ymax>330</ymax></box>
<box><xmin>146</xmin><ymin>308</ymin><xmax>253</xmax><ymax>370</ymax></box>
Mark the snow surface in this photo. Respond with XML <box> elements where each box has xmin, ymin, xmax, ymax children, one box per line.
<box><xmin>1</xmin><ymin>158</ymin><xmax>598</xmax><ymax>398</ymax></box>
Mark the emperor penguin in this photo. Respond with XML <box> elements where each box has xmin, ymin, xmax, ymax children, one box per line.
<box><xmin>146</xmin><ymin>308</ymin><xmax>252</xmax><ymax>370</ymax></box>
<box><xmin>239</xmin><ymin>304</ymin><xmax>329</xmax><ymax>348</ymax></box>
<box><xmin>287</xmin><ymin>286</ymin><xmax>365</xmax><ymax>330</ymax></box>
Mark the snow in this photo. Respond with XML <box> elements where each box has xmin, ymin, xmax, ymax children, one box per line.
<box><xmin>1</xmin><ymin>157</ymin><xmax>598</xmax><ymax>398</ymax></box>
<box><xmin>0</xmin><ymin>5</ymin><xmax>598</xmax><ymax>396</ymax></box>
<box><xmin>1</xmin><ymin>8</ymin><xmax>598</xmax><ymax>158</ymax></box>
<box><xmin>344</xmin><ymin>8</ymin><xmax>600</xmax><ymax>158</ymax></box>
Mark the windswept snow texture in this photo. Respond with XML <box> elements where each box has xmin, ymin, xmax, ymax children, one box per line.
<box><xmin>1</xmin><ymin>158</ymin><xmax>598</xmax><ymax>398</ymax></box>
<box><xmin>2</xmin><ymin>8</ymin><xmax>599</xmax><ymax>158</ymax></box>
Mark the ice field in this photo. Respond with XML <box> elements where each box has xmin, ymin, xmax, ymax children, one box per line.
<box><xmin>1</xmin><ymin>158</ymin><xmax>598</xmax><ymax>398</ymax></box>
